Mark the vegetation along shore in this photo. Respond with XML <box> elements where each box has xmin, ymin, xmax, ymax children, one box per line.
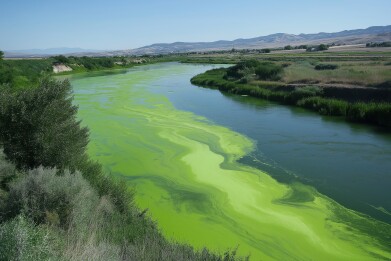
<box><xmin>191</xmin><ymin>56</ymin><xmax>391</xmax><ymax>129</ymax></box>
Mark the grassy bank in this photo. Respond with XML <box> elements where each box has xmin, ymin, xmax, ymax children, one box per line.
<box><xmin>191</xmin><ymin>65</ymin><xmax>391</xmax><ymax>129</ymax></box>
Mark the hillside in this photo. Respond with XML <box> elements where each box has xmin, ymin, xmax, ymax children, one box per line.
<box><xmin>126</xmin><ymin>25</ymin><xmax>391</xmax><ymax>55</ymax></box>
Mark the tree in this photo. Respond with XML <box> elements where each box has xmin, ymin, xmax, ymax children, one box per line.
<box><xmin>52</xmin><ymin>55</ymin><xmax>69</xmax><ymax>64</ymax></box>
<box><xmin>318</xmin><ymin>44</ymin><xmax>328</xmax><ymax>51</ymax></box>
<box><xmin>284</xmin><ymin>45</ymin><xmax>293</xmax><ymax>50</ymax></box>
<box><xmin>0</xmin><ymin>78</ymin><xmax>89</xmax><ymax>170</ymax></box>
<box><xmin>0</xmin><ymin>50</ymin><xmax>4</xmax><ymax>60</ymax></box>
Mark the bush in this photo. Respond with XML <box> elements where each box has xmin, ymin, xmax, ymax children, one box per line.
<box><xmin>225</xmin><ymin>60</ymin><xmax>261</xmax><ymax>80</ymax></box>
<box><xmin>0</xmin><ymin>78</ymin><xmax>89</xmax><ymax>170</ymax></box>
<box><xmin>254</xmin><ymin>63</ymin><xmax>283</xmax><ymax>81</ymax></box>
<box><xmin>306</xmin><ymin>44</ymin><xmax>329</xmax><ymax>52</ymax></box>
<box><xmin>0</xmin><ymin>151</ymin><xmax>19</xmax><ymax>213</ymax></box>
<box><xmin>318</xmin><ymin>44</ymin><xmax>328</xmax><ymax>51</ymax></box>
<box><xmin>315</xmin><ymin>64</ymin><xmax>339</xmax><ymax>70</ymax></box>
<box><xmin>0</xmin><ymin>215</ymin><xmax>58</xmax><ymax>260</ymax></box>
<box><xmin>285</xmin><ymin>86</ymin><xmax>323</xmax><ymax>104</ymax></box>
<box><xmin>3</xmin><ymin>167</ymin><xmax>97</xmax><ymax>226</ymax></box>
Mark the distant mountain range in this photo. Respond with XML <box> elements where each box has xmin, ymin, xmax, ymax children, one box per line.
<box><xmin>125</xmin><ymin>25</ymin><xmax>391</xmax><ymax>55</ymax></box>
<box><xmin>4</xmin><ymin>48</ymin><xmax>107</xmax><ymax>58</ymax></box>
<box><xmin>4</xmin><ymin>25</ymin><xmax>391</xmax><ymax>57</ymax></box>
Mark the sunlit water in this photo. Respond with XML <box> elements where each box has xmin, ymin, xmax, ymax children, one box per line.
<box><xmin>69</xmin><ymin>63</ymin><xmax>391</xmax><ymax>260</ymax></box>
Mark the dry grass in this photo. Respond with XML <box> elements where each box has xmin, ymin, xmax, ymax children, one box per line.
<box><xmin>282</xmin><ymin>60</ymin><xmax>391</xmax><ymax>86</ymax></box>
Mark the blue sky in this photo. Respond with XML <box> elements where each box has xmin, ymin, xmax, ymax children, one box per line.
<box><xmin>1</xmin><ymin>0</ymin><xmax>390</xmax><ymax>50</ymax></box>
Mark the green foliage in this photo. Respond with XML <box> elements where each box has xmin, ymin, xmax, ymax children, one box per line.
<box><xmin>0</xmin><ymin>50</ymin><xmax>4</xmax><ymax>60</ymax></box>
<box><xmin>224</xmin><ymin>60</ymin><xmax>284</xmax><ymax>82</ymax></box>
<box><xmin>285</xmin><ymin>86</ymin><xmax>323</xmax><ymax>104</ymax></box>
<box><xmin>347</xmin><ymin>102</ymin><xmax>391</xmax><ymax>127</ymax></box>
<box><xmin>0</xmin><ymin>59</ymin><xmax>53</xmax><ymax>89</ymax></box>
<box><xmin>0</xmin><ymin>215</ymin><xmax>58</xmax><ymax>260</ymax></box>
<box><xmin>261</xmin><ymin>48</ymin><xmax>271</xmax><ymax>53</ymax></box>
<box><xmin>3</xmin><ymin>167</ymin><xmax>94</xmax><ymax>226</ymax></box>
<box><xmin>254</xmin><ymin>63</ymin><xmax>283</xmax><ymax>81</ymax></box>
<box><xmin>318</xmin><ymin>44</ymin><xmax>328</xmax><ymax>51</ymax></box>
<box><xmin>297</xmin><ymin>97</ymin><xmax>349</xmax><ymax>116</ymax></box>
<box><xmin>0</xmin><ymin>151</ymin><xmax>19</xmax><ymax>213</ymax></box>
<box><xmin>314</xmin><ymin>64</ymin><xmax>339</xmax><ymax>70</ymax></box>
<box><xmin>224</xmin><ymin>59</ymin><xmax>260</xmax><ymax>80</ymax></box>
<box><xmin>0</xmin><ymin>78</ymin><xmax>89</xmax><ymax>170</ymax></box>
<box><xmin>296</xmin><ymin>45</ymin><xmax>308</xmax><ymax>50</ymax></box>
<box><xmin>306</xmin><ymin>44</ymin><xmax>329</xmax><ymax>52</ymax></box>
<box><xmin>192</xmin><ymin>68</ymin><xmax>391</xmax><ymax>129</ymax></box>
<box><xmin>366</xmin><ymin>42</ymin><xmax>391</xmax><ymax>48</ymax></box>
<box><xmin>52</xmin><ymin>55</ymin><xmax>69</xmax><ymax>64</ymax></box>
<box><xmin>50</xmin><ymin>56</ymin><xmax>125</xmax><ymax>72</ymax></box>
<box><xmin>284</xmin><ymin>45</ymin><xmax>293</xmax><ymax>50</ymax></box>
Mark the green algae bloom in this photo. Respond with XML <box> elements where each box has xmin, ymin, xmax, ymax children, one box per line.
<box><xmin>71</xmin><ymin>63</ymin><xmax>391</xmax><ymax>260</ymax></box>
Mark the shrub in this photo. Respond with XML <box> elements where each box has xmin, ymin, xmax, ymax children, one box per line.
<box><xmin>306</xmin><ymin>44</ymin><xmax>329</xmax><ymax>52</ymax></box>
<box><xmin>255</xmin><ymin>63</ymin><xmax>283</xmax><ymax>81</ymax></box>
<box><xmin>0</xmin><ymin>151</ymin><xmax>19</xmax><ymax>213</ymax></box>
<box><xmin>0</xmin><ymin>78</ymin><xmax>89</xmax><ymax>170</ymax></box>
<box><xmin>0</xmin><ymin>60</ymin><xmax>53</xmax><ymax>88</ymax></box>
<box><xmin>318</xmin><ymin>44</ymin><xmax>328</xmax><ymax>51</ymax></box>
<box><xmin>315</xmin><ymin>64</ymin><xmax>339</xmax><ymax>70</ymax></box>
<box><xmin>3</xmin><ymin>167</ymin><xmax>97</xmax><ymax>226</ymax></box>
<box><xmin>285</xmin><ymin>86</ymin><xmax>323</xmax><ymax>104</ymax></box>
<box><xmin>0</xmin><ymin>215</ymin><xmax>58</xmax><ymax>260</ymax></box>
<box><xmin>225</xmin><ymin>60</ymin><xmax>261</xmax><ymax>80</ymax></box>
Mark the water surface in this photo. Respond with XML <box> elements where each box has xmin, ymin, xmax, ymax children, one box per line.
<box><xmin>70</xmin><ymin>63</ymin><xmax>391</xmax><ymax>260</ymax></box>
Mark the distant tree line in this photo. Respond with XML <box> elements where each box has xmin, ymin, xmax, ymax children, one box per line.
<box><xmin>306</xmin><ymin>44</ymin><xmax>329</xmax><ymax>52</ymax></box>
<box><xmin>366</xmin><ymin>42</ymin><xmax>391</xmax><ymax>48</ymax></box>
<box><xmin>52</xmin><ymin>55</ymin><xmax>117</xmax><ymax>70</ymax></box>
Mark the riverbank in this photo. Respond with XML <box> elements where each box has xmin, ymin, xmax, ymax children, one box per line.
<box><xmin>191</xmin><ymin>65</ymin><xmax>391</xmax><ymax>129</ymax></box>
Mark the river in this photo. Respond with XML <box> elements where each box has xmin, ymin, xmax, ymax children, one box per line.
<box><xmin>69</xmin><ymin>63</ymin><xmax>391</xmax><ymax>260</ymax></box>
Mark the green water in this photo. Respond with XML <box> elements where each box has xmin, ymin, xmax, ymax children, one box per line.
<box><xmin>70</xmin><ymin>63</ymin><xmax>391</xmax><ymax>260</ymax></box>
